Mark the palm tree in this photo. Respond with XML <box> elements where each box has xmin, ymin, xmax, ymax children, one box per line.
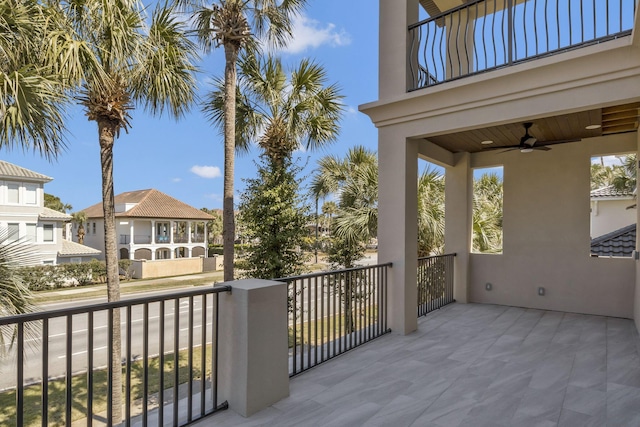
<box><xmin>190</xmin><ymin>0</ymin><xmax>308</xmax><ymax>281</ymax></box>
<box><xmin>612</xmin><ymin>154</ymin><xmax>637</xmax><ymax>194</ymax></box>
<box><xmin>417</xmin><ymin>167</ymin><xmax>445</xmax><ymax>256</ymax></box>
<box><xmin>71</xmin><ymin>211</ymin><xmax>87</xmax><ymax>245</ymax></box>
<box><xmin>311</xmin><ymin>146</ymin><xmax>378</xmax><ymax>248</ymax></box>
<box><xmin>0</xmin><ymin>230</ymin><xmax>37</xmax><ymax>356</ymax></box>
<box><xmin>0</xmin><ymin>0</ymin><xmax>90</xmax><ymax>158</ymax></box>
<box><xmin>472</xmin><ymin>173</ymin><xmax>503</xmax><ymax>253</ymax></box>
<box><xmin>63</xmin><ymin>2</ymin><xmax>198</xmax><ymax>423</ymax></box>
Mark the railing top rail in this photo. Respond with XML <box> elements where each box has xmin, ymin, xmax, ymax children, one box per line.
<box><xmin>276</xmin><ymin>262</ymin><xmax>393</xmax><ymax>282</ymax></box>
<box><xmin>0</xmin><ymin>284</ymin><xmax>232</xmax><ymax>325</ymax></box>
<box><xmin>409</xmin><ymin>0</ymin><xmax>486</xmax><ymax>29</ymax></box>
<box><xmin>418</xmin><ymin>253</ymin><xmax>457</xmax><ymax>261</ymax></box>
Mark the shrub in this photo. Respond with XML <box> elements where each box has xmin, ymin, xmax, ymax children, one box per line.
<box><xmin>118</xmin><ymin>259</ymin><xmax>134</xmax><ymax>281</ymax></box>
<box><xmin>60</xmin><ymin>262</ymin><xmax>94</xmax><ymax>286</ymax></box>
<box><xmin>18</xmin><ymin>265</ymin><xmax>65</xmax><ymax>291</ymax></box>
<box><xmin>88</xmin><ymin>259</ymin><xmax>107</xmax><ymax>283</ymax></box>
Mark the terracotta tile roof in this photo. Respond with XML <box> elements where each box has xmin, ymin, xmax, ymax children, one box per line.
<box><xmin>80</xmin><ymin>189</ymin><xmax>214</xmax><ymax>220</ymax></box>
<box><xmin>590</xmin><ymin>185</ymin><xmax>634</xmax><ymax>198</ymax></box>
<box><xmin>590</xmin><ymin>224</ymin><xmax>636</xmax><ymax>257</ymax></box>
<box><xmin>59</xmin><ymin>240</ymin><xmax>102</xmax><ymax>256</ymax></box>
<box><xmin>0</xmin><ymin>160</ymin><xmax>52</xmax><ymax>182</ymax></box>
<box><xmin>39</xmin><ymin>207</ymin><xmax>72</xmax><ymax>221</ymax></box>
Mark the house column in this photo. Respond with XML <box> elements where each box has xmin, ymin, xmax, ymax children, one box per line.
<box><xmin>634</xmin><ymin>132</ymin><xmax>640</xmax><ymax>334</ymax></box>
<box><xmin>151</xmin><ymin>220</ymin><xmax>156</xmax><ymax>244</ymax></box>
<box><xmin>378</xmin><ymin>127</ymin><xmax>418</xmax><ymax>335</ymax></box>
<box><xmin>129</xmin><ymin>222</ymin><xmax>135</xmax><ymax>246</ymax></box>
<box><xmin>445</xmin><ymin>152</ymin><xmax>472</xmax><ymax>303</ymax></box>
<box><xmin>188</xmin><ymin>221</ymin><xmax>192</xmax><ymax>243</ymax></box>
<box><xmin>379</xmin><ymin>0</ymin><xmax>419</xmax><ymax>97</ymax></box>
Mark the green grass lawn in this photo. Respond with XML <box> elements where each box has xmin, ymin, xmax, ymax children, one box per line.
<box><xmin>0</xmin><ymin>346</ymin><xmax>214</xmax><ymax>427</ymax></box>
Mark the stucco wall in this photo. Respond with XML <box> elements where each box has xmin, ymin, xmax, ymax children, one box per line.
<box><xmin>131</xmin><ymin>257</ymin><xmax>204</xmax><ymax>279</ymax></box>
<box><xmin>468</xmin><ymin>136</ymin><xmax>636</xmax><ymax>318</ymax></box>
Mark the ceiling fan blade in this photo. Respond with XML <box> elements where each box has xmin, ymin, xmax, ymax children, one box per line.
<box><xmin>535</xmin><ymin>138</ymin><xmax>581</xmax><ymax>147</ymax></box>
<box><xmin>532</xmin><ymin>146</ymin><xmax>551</xmax><ymax>151</ymax></box>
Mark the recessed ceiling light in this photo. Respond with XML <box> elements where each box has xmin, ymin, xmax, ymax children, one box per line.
<box><xmin>481</xmin><ymin>140</ymin><xmax>494</xmax><ymax>145</ymax></box>
<box><xmin>586</xmin><ymin>124</ymin><xmax>601</xmax><ymax>130</ymax></box>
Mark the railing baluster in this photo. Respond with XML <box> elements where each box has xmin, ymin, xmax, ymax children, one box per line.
<box><xmin>17</xmin><ymin>322</ymin><xmax>24</xmax><ymax>427</ymax></box>
<box><xmin>159</xmin><ymin>301</ymin><xmax>165</xmax><ymax>427</ymax></box>
<box><xmin>187</xmin><ymin>296</ymin><xmax>194</xmax><ymax>423</ymax></box>
<box><xmin>143</xmin><ymin>302</ymin><xmax>149</xmax><ymax>427</ymax></box>
<box><xmin>200</xmin><ymin>294</ymin><xmax>207</xmax><ymax>417</ymax></box>
<box><xmin>42</xmin><ymin>319</ymin><xmax>49</xmax><ymax>427</ymax></box>
<box><xmin>107</xmin><ymin>309</ymin><xmax>113</xmax><ymax>427</ymax></box>
<box><xmin>87</xmin><ymin>312</ymin><xmax>94</xmax><ymax>427</ymax></box>
<box><xmin>173</xmin><ymin>298</ymin><xmax>179</xmax><ymax>427</ymax></box>
<box><xmin>126</xmin><ymin>306</ymin><xmax>132</xmax><ymax>427</ymax></box>
<box><xmin>65</xmin><ymin>315</ymin><xmax>72</xmax><ymax>427</ymax></box>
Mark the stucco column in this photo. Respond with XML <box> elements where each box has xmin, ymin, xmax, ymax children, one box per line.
<box><xmin>379</xmin><ymin>0</ymin><xmax>419</xmax><ymax>98</ymax></box>
<box><xmin>151</xmin><ymin>220</ymin><xmax>155</xmax><ymax>244</ymax></box>
<box><xmin>187</xmin><ymin>221</ymin><xmax>192</xmax><ymax>244</ymax></box>
<box><xmin>218</xmin><ymin>280</ymin><xmax>289</xmax><ymax>417</ymax></box>
<box><xmin>129</xmin><ymin>222</ymin><xmax>134</xmax><ymax>246</ymax></box>
<box><xmin>445</xmin><ymin>152</ymin><xmax>472</xmax><ymax>303</ymax></box>
<box><xmin>635</xmin><ymin>132</ymin><xmax>640</xmax><ymax>334</ymax></box>
<box><xmin>378</xmin><ymin>127</ymin><xmax>418</xmax><ymax>335</ymax></box>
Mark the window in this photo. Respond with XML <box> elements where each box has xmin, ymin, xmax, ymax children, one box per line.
<box><xmin>472</xmin><ymin>167</ymin><xmax>503</xmax><ymax>254</ymax></box>
<box><xmin>7</xmin><ymin>183</ymin><xmax>19</xmax><ymax>204</ymax></box>
<box><xmin>26</xmin><ymin>224</ymin><xmax>37</xmax><ymax>242</ymax></box>
<box><xmin>43</xmin><ymin>224</ymin><xmax>54</xmax><ymax>242</ymax></box>
<box><xmin>42</xmin><ymin>260</ymin><xmax>54</xmax><ymax>265</ymax></box>
<box><xmin>7</xmin><ymin>223</ymin><xmax>19</xmax><ymax>241</ymax></box>
<box><xmin>92</xmin><ymin>222</ymin><xmax>96</xmax><ymax>234</ymax></box>
<box><xmin>24</xmin><ymin>184</ymin><xmax>37</xmax><ymax>205</ymax></box>
<box><xmin>70</xmin><ymin>257</ymin><xmax>82</xmax><ymax>263</ymax></box>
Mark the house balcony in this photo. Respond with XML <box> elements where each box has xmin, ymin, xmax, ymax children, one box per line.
<box><xmin>409</xmin><ymin>0</ymin><xmax>637</xmax><ymax>91</ymax></box>
<box><xmin>2</xmin><ymin>258</ymin><xmax>640</xmax><ymax>425</ymax></box>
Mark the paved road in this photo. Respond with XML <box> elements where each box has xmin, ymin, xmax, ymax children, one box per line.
<box><xmin>0</xmin><ymin>292</ymin><xmax>217</xmax><ymax>391</ymax></box>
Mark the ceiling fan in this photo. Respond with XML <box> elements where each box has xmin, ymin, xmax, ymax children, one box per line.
<box><xmin>485</xmin><ymin>122</ymin><xmax>579</xmax><ymax>153</ymax></box>
<box><xmin>500</xmin><ymin>122</ymin><xmax>547</xmax><ymax>153</ymax></box>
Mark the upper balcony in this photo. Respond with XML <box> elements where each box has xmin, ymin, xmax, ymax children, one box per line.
<box><xmin>409</xmin><ymin>0</ymin><xmax>637</xmax><ymax>91</ymax></box>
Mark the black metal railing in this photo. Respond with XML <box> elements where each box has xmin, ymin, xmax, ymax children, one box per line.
<box><xmin>119</xmin><ymin>234</ymin><xmax>130</xmax><ymax>245</ymax></box>
<box><xmin>0</xmin><ymin>285</ymin><xmax>231</xmax><ymax>427</ymax></box>
<box><xmin>417</xmin><ymin>254</ymin><xmax>456</xmax><ymax>316</ymax></box>
<box><xmin>279</xmin><ymin>263</ymin><xmax>391</xmax><ymax>377</ymax></box>
<box><xmin>408</xmin><ymin>0</ymin><xmax>636</xmax><ymax>90</ymax></box>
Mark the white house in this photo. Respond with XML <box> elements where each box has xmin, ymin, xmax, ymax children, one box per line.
<box><xmin>0</xmin><ymin>160</ymin><xmax>101</xmax><ymax>264</ymax></box>
<box><xmin>590</xmin><ymin>185</ymin><xmax>635</xmax><ymax>238</ymax></box>
<box><xmin>75</xmin><ymin>189</ymin><xmax>214</xmax><ymax>261</ymax></box>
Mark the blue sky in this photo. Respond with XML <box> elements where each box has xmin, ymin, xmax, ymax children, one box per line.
<box><xmin>1</xmin><ymin>0</ymin><xmax>379</xmax><ymax>212</ymax></box>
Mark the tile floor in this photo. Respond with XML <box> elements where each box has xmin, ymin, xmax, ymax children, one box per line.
<box><xmin>195</xmin><ymin>303</ymin><xmax>640</xmax><ymax>426</ymax></box>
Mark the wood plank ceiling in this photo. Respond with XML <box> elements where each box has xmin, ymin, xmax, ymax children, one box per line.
<box><xmin>426</xmin><ymin>103</ymin><xmax>640</xmax><ymax>154</ymax></box>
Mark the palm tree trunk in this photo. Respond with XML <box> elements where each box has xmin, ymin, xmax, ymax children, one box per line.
<box><xmin>99</xmin><ymin>119</ymin><xmax>123</xmax><ymax>425</ymax></box>
<box><xmin>222</xmin><ymin>44</ymin><xmax>239</xmax><ymax>282</ymax></box>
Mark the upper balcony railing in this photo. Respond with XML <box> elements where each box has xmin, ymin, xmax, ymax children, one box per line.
<box><xmin>408</xmin><ymin>0</ymin><xmax>636</xmax><ymax>91</ymax></box>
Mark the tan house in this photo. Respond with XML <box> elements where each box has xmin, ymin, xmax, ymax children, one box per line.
<box><xmin>76</xmin><ymin>189</ymin><xmax>214</xmax><ymax>261</ymax></box>
<box><xmin>359</xmin><ymin>0</ymin><xmax>640</xmax><ymax>335</ymax></box>
<box><xmin>590</xmin><ymin>185</ymin><xmax>635</xmax><ymax>238</ymax></box>
<box><xmin>0</xmin><ymin>160</ymin><xmax>100</xmax><ymax>264</ymax></box>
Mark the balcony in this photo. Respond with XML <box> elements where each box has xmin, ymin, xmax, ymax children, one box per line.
<box><xmin>3</xmin><ymin>257</ymin><xmax>639</xmax><ymax>426</ymax></box>
<box><xmin>409</xmin><ymin>0</ymin><xmax>636</xmax><ymax>91</ymax></box>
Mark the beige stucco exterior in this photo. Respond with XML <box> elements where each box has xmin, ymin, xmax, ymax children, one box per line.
<box><xmin>590</xmin><ymin>198</ymin><xmax>636</xmax><ymax>239</ymax></box>
<box><xmin>362</xmin><ymin>0</ymin><xmax>640</xmax><ymax>334</ymax></box>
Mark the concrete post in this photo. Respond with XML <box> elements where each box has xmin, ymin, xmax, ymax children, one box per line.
<box><xmin>444</xmin><ymin>152</ymin><xmax>472</xmax><ymax>303</ymax></box>
<box><xmin>634</xmin><ymin>132</ymin><xmax>640</xmax><ymax>334</ymax></box>
<box><xmin>218</xmin><ymin>279</ymin><xmax>289</xmax><ymax>417</ymax></box>
<box><xmin>378</xmin><ymin>127</ymin><xmax>418</xmax><ymax>335</ymax></box>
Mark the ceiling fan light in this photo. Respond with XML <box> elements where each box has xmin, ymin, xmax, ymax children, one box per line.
<box><xmin>520</xmin><ymin>147</ymin><xmax>534</xmax><ymax>153</ymax></box>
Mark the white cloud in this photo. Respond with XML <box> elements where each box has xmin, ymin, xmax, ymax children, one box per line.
<box><xmin>172</xmin><ymin>177</ymin><xmax>182</xmax><ymax>183</ymax></box>
<box><xmin>279</xmin><ymin>15</ymin><xmax>351</xmax><ymax>54</ymax></box>
<box><xmin>591</xmin><ymin>155</ymin><xmax>630</xmax><ymax>167</ymax></box>
<box><xmin>191</xmin><ymin>165</ymin><xmax>222</xmax><ymax>179</ymax></box>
